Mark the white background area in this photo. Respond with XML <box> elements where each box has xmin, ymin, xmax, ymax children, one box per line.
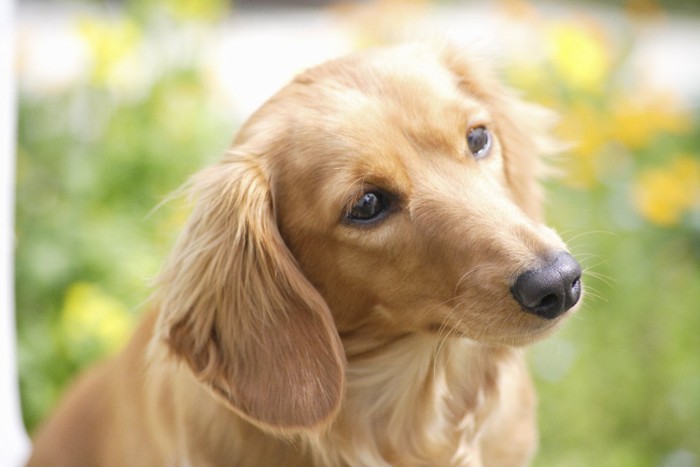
<box><xmin>2</xmin><ymin>0</ymin><xmax>32</xmax><ymax>464</ymax></box>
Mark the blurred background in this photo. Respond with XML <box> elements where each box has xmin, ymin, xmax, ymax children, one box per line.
<box><xmin>13</xmin><ymin>0</ymin><xmax>700</xmax><ymax>466</ymax></box>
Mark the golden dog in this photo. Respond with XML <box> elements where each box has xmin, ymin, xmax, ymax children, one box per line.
<box><xmin>28</xmin><ymin>43</ymin><xmax>582</xmax><ymax>466</ymax></box>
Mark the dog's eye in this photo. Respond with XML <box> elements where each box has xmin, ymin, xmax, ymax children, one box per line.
<box><xmin>466</xmin><ymin>126</ymin><xmax>492</xmax><ymax>159</ymax></box>
<box><xmin>347</xmin><ymin>192</ymin><xmax>389</xmax><ymax>223</ymax></box>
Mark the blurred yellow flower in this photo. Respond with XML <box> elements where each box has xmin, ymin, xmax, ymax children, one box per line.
<box><xmin>556</xmin><ymin>102</ymin><xmax>610</xmax><ymax>187</ymax></box>
<box><xmin>611</xmin><ymin>93</ymin><xmax>692</xmax><ymax>150</ymax></box>
<box><xmin>506</xmin><ymin>62</ymin><xmax>556</xmax><ymax>106</ymax></box>
<box><xmin>547</xmin><ymin>20</ymin><xmax>611</xmax><ymax>92</ymax></box>
<box><xmin>633</xmin><ymin>155</ymin><xmax>700</xmax><ymax>226</ymax></box>
<box><xmin>162</xmin><ymin>0</ymin><xmax>228</xmax><ymax>22</ymax></box>
<box><xmin>77</xmin><ymin>17</ymin><xmax>142</xmax><ymax>87</ymax></box>
<box><xmin>61</xmin><ymin>282</ymin><xmax>134</xmax><ymax>356</ymax></box>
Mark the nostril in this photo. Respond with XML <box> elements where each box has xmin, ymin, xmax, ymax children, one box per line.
<box><xmin>568</xmin><ymin>275</ymin><xmax>582</xmax><ymax>308</ymax></box>
<box><xmin>538</xmin><ymin>294</ymin><xmax>559</xmax><ymax>310</ymax></box>
<box><xmin>511</xmin><ymin>252</ymin><xmax>582</xmax><ymax>320</ymax></box>
<box><xmin>571</xmin><ymin>276</ymin><xmax>580</xmax><ymax>292</ymax></box>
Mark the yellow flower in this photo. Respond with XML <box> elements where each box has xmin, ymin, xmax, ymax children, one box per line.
<box><xmin>633</xmin><ymin>155</ymin><xmax>700</xmax><ymax>226</ymax></box>
<box><xmin>61</xmin><ymin>282</ymin><xmax>134</xmax><ymax>357</ymax></box>
<box><xmin>77</xmin><ymin>17</ymin><xmax>141</xmax><ymax>87</ymax></box>
<box><xmin>555</xmin><ymin>102</ymin><xmax>610</xmax><ymax>187</ymax></box>
<box><xmin>162</xmin><ymin>0</ymin><xmax>228</xmax><ymax>22</ymax></box>
<box><xmin>546</xmin><ymin>20</ymin><xmax>611</xmax><ymax>92</ymax></box>
<box><xmin>506</xmin><ymin>63</ymin><xmax>556</xmax><ymax>106</ymax></box>
<box><xmin>611</xmin><ymin>93</ymin><xmax>692</xmax><ymax>150</ymax></box>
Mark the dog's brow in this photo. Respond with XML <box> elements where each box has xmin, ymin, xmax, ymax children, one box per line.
<box><xmin>459</xmin><ymin>100</ymin><xmax>489</xmax><ymax>123</ymax></box>
<box><xmin>343</xmin><ymin>170</ymin><xmax>407</xmax><ymax>199</ymax></box>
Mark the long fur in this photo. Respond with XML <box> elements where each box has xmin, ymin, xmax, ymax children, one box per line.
<box><xmin>28</xmin><ymin>43</ymin><xmax>579</xmax><ymax>467</ymax></box>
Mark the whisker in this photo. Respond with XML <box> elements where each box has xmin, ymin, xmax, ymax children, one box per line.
<box><xmin>454</xmin><ymin>269</ymin><xmax>478</xmax><ymax>297</ymax></box>
<box><xmin>582</xmin><ymin>290</ymin><xmax>607</xmax><ymax>304</ymax></box>
<box><xmin>583</xmin><ymin>270</ymin><xmax>614</xmax><ymax>287</ymax></box>
<box><xmin>432</xmin><ymin>304</ymin><xmax>464</xmax><ymax>380</ymax></box>
<box><xmin>562</xmin><ymin>230</ymin><xmax>617</xmax><ymax>245</ymax></box>
<box><xmin>573</xmin><ymin>253</ymin><xmax>605</xmax><ymax>262</ymax></box>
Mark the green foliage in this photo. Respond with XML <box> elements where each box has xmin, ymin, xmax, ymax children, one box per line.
<box><xmin>16</xmin><ymin>60</ymin><xmax>233</xmax><ymax>431</ymax></box>
<box><xmin>532</xmin><ymin>182</ymin><xmax>700</xmax><ymax>467</ymax></box>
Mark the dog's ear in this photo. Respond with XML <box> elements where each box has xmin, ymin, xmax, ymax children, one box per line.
<box><xmin>153</xmin><ymin>151</ymin><xmax>345</xmax><ymax>433</ymax></box>
<box><xmin>440</xmin><ymin>45</ymin><xmax>559</xmax><ymax>222</ymax></box>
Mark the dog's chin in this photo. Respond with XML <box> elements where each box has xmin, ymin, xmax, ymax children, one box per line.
<box><xmin>496</xmin><ymin>311</ymin><xmax>573</xmax><ymax>347</ymax></box>
<box><xmin>493</xmin><ymin>324</ymin><xmax>562</xmax><ymax>347</ymax></box>
<box><xmin>429</xmin><ymin>311</ymin><xmax>571</xmax><ymax>348</ymax></box>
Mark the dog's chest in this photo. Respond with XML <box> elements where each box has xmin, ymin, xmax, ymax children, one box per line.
<box><xmin>316</xmin><ymin>338</ymin><xmax>503</xmax><ymax>466</ymax></box>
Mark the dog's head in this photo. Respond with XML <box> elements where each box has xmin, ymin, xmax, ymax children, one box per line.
<box><xmin>153</xmin><ymin>44</ymin><xmax>582</xmax><ymax>434</ymax></box>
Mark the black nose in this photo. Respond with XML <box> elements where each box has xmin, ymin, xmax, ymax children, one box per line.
<box><xmin>511</xmin><ymin>252</ymin><xmax>582</xmax><ymax>320</ymax></box>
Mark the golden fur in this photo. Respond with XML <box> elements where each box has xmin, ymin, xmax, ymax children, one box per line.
<box><xmin>28</xmin><ymin>43</ymin><xmax>581</xmax><ymax>467</ymax></box>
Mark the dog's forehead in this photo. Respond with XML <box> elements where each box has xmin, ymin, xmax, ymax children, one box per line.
<box><xmin>277</xmin><ymin>48</ymin><xmax>485</xmax><ymax>164</ymax></box>
<box><xmin>239</xmin><ymin>46</ymin><xmax>490</xmax><ymax>162</ymax></box>
<box><xmin>304</xmin><ymin>47</ymin><xmax>468</xmax><ymax>119</ymax></box>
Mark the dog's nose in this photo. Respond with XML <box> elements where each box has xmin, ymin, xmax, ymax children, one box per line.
<box><xmin>510</xmin><ymin>252</ymin><xmax>582</xmax><ymax>320</ymax></box>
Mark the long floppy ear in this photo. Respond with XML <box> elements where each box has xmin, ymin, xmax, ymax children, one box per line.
<box><xmin>153</xmin><ymin>151</ymin><xmax>345</xmax><ymax>433</ymax></box>
<box><xmin>440</xmin><ymin>45</ymin><xmax>560</xmax><ymax>222</ymax></box>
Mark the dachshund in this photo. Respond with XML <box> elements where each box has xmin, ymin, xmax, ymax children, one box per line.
<box><xmin>28</xmin><ymin>43</ymin><xmax>582</xmax><ymax>467</ymax></box>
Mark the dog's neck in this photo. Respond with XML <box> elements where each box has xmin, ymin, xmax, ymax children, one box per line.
<box><xmin>313</xmin><ymin>333</ymin><xmax>518</xmax><ymax>466</ymax></box>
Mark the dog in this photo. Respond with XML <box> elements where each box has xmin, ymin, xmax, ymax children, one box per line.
<box><xmin>27</xmin><ymin>43</ymin><xmax>582</xmax><ymax>466</ymax></box>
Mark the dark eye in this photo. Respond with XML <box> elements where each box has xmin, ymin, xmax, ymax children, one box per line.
<box><xmin>466</xmin><ymin>126</ymin><xmax>492</xmax><ymax>159</ymax></box>
<box><xmin>347</xmin><ymin>192</ymin><xmax>389</xmax><ymax>223</ymax></box>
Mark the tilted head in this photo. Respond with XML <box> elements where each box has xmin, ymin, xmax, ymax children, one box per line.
<box><xmin>153</xmin><ymin>43</ymin><xmax>582</xmax><ymax>434</ymax></box>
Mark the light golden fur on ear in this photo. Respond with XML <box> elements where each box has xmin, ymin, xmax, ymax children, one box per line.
<box><xmin>152</xmin><ymin>151</ymin><xmax>345</xmax><ymax>433</ymax></box>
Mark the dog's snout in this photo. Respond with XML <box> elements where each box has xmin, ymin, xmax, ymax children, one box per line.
<box><xmin>510</xmin><ymin>252</ymin><xmax>582</xmax><ymax>320</ymax></box>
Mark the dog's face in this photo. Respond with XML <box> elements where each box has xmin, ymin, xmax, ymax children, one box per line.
<box><xmin>240</xmin><ymin>45</ymin><xmax>580</xmax><ymax>346</ymax></box>
<box><xmin>155</xmin><ymin>44</ymin><xmax>582</xmax><ymax>433</ymax></box>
